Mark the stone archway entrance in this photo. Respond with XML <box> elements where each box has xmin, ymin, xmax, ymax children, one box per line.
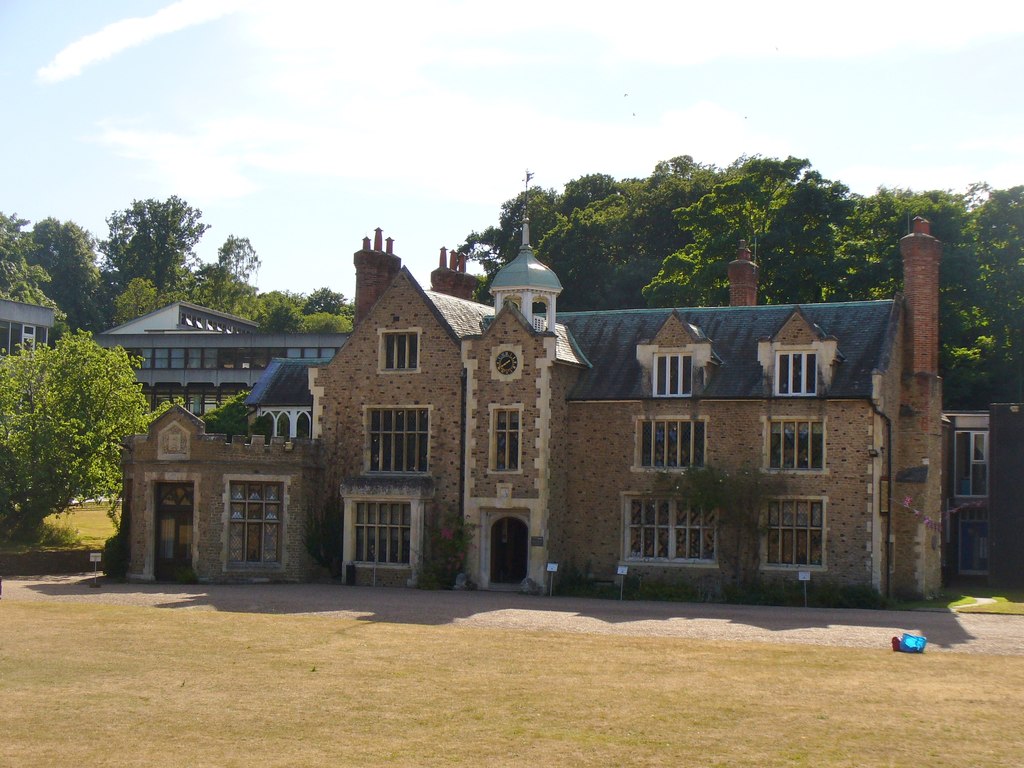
<box><xmin>489</xmin><ymin>516</ymin><xmax>529</xmax><ymax>584</ymax></box>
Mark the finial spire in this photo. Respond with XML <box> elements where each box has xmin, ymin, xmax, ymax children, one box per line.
<box><xmin>523</xmin><ymin>169</ymin><xmax>534</xmax><ymax>247</ymax></box>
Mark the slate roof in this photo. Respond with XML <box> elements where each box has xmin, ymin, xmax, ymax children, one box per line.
<box><xmin>558</xmin><ymin>300</ymin><xmax>900</xmax><ymax>401</ymax></box>
<box><xmin>245</xmin><ymin>358</ymin><xmax>332</xmax><ymax>407</ymax></box>
<box><xmin>424</xmin><ymin>290</ymin><xmax>588</xmax><ymax>367</ymax></box>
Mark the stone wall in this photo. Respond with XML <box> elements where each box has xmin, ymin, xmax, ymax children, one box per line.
<box><xmin>123</xmin><ymin>408</ymin><xmax>322</xmax><ymax>583</ymax></box>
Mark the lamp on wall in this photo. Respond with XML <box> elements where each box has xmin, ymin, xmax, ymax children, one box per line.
<box><xmin>868</xmin><ymin>447</ymin><xmax>881</xmax><ymax>457</ymax></box>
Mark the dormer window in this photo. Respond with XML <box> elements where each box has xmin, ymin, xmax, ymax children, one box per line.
<box><xmin>776</xmin><ymin>351</ymin><xmax>817</xmax><ymax>396</ymax></box>
<box><xmin>654</xmin><ymin>353</ymin><xmax>693</xmax><ymax>397</ymax></box>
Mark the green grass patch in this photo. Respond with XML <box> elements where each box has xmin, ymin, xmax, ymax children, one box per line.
<box><xmin>899</xmin><ymin>588</ymin><xmax>1024</xmax><ymax>615</ymax></box>
<box><xmin>1</xmin><ymin>601</ymin><xmax>1022</xmax><ymax>767</ymax></box>
<box><xmin>0</xmin><ymin>502</ymin><xmax>117</xmax><ymax>554</ymax></box>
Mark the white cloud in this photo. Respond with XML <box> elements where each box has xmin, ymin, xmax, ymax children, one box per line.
<box><xmin>37</xmin><ymin>0</ymin><xmax>245</xmax><ymax>83</ymax></box>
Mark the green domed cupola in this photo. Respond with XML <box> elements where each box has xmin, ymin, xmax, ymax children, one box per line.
<box><xmin>491</xmin><ymin>218</ymin><xmax>562</xmax><ymax>331</ymax></box>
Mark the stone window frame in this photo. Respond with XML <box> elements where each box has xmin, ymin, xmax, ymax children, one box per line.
<box><xmin>378</xmin><ymin>328</ymin><xmax>421</xmax><ymax>373</ymax></box>
<box><xmin>341</xmin><ymin>492</ymin><xmax>428</xmax><ymax>579</ymax></box>
<box><xmin>365</xmin><ymin>406</ymin><xmax>431</xmax><ymax>474</ymax></box>
<box><xmin>634</xmin><ymin>416</ymin><xmax>706</xmax><ymax>471</ymax></box>
<box><xmin>762</xmin><ymin>496</ymin><xmax>827</xmax><ymax>570</ymax></box>
<box><xmin>489</xmin><ymin>404</ymin><xmax>523</xmax><ymax>474</ymax></box>
<box><xmin>774</xmin><ymin>350</ymin><xmax>818</xmax><ymax>396</ymax></box>
<box><xmin>223</xmin><ymin>476</ymin><xmax>289</xmax><ymax>572</ymax></box>
<box><xmin>622</xmin><ymin>495</ymin><xmax>717</xmax><ymax>564</ymax></box>
<box><xmin>766</xmin><ymin>418</ymin><xmax>826</xmax><ymax>472</ymax></box>
<box><xmin>352</xmin><ymin>500</ymin><xmax>413</xmax><ymax>565</ymax></box>
<box><xmin>652</xmin><ymin>352</ymin><xmax>693</xmax><ymax>397</ymax></box>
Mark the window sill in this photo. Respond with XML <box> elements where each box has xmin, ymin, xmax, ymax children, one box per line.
<box><xmin>624</xmin><ymin>558</ymin><xmax>717</xmax><ymax>568</ymax></box>
<box><xmin>352</xmin><ymin>562</ymin><xmax>411</xmax><ymax>569</ymax></box>
<box><xmin>760</xmin><ymin>564</ymin><xmax>826</xmax><ymax>572</ymax></box>
<box><xmin>225</xmin><ymin>562</ymin><xmax>283</xmax><ymax>572</ymax></box>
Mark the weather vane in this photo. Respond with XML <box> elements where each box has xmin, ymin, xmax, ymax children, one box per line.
<box><xmin>524</xmin><ymin>169</ymin><xmax>534</xmax><ymax>221</ymax></box>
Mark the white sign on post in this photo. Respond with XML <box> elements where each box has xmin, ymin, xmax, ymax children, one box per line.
<box><xmin>90</xmin><ymin>552</ymin><xmax>102</xmax><ymax>563</ymax></box>
<box><xmin>616</xmin><ymin>565</ymin><xmax>629</xmax><ymax>576</ymax></box>
<box><xmin>798</xmin><ymin>570</ymin><xmax>811</xmax><ymax>582</ymax></box>
<box><xmin>546</xmin><ymin>562</ymin><xmax>558</xmax><ymax>572</ymax></box>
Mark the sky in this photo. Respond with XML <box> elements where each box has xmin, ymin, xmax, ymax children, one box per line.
<box><xmin>3</xmin><ymin>0</ymin><xmax>1024</xmax><ymax>302</ymax></box>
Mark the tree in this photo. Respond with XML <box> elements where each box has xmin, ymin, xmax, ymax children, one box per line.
<box><xmin>201</xmin><ymin>391</ymin><xmax>252</xmax><ymax>438</ymax></box>
<box><xmin>112</xmin><ymin>278</ymin><xmax>161</xmax><ymax>326</ymax></box>
<box><xmin>0</xmin><ymin>332</ymin><xmax>151</xmax><ymax>541</ymax></box>
<box><xmin>0</xmin><ymin>212</ymin><xmax>52</xmax><ymax>307</ymax></box>
<box><xmin>193</xmin><ymin>235</ymin><xmax>261</xmax><ymax>316</ymax></box>
<box><xmin>252</xmin><ymin>290</ymin><xmax>305</xmax><ymax>332</ymax></box>
<box><xmin>27</xmin><ymin>218</ymin><xmax>104</xmax><ymax>332</ymax></box>
<box><xmin>644</xmin><ymin>156</ymin><xmax>854</xmax><ymax>307</ymax></box>
<box><xmin>304</xmin><ymin>287</ymin><xmax>351</xmax><ymax>317</ymax></box>
<box><xmin>100</xmin><ymin>196</ymin><xmax>209</xmax><ymax>297</ymax></box>
<box><xmin>301</xmin><ymin>312</ymin><xmax>351</xmax><ymax>333</ymax></box>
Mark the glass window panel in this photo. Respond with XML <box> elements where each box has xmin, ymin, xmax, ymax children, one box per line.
<box><xmin>263</xmin><ymin>525</ymin><xmax>279</xmax><ymax>562</ymax></box>
<box><xmin>229</xmin><ymin>524</ymin><xmax>244</xmax><ymax>560</ymax></box>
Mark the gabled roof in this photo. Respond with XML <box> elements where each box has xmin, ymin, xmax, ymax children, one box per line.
<box><xmin>424</xmin><ymin>289</ymin><xmax>587</xmax><ymax>367</ymax></box>
<box><xmin>559</xmin><ymin>300</ymin><xmax>898</xmax><ymax>401</ymax></box>
<box><xmin>245</xmin><ymin>358</ymin><xmax>331</xmax><ymax>407</ymax></box>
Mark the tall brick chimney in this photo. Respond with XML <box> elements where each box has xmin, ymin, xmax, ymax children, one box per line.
<box><xmin>727</xmin><ymin>240</ymin><xmax>759</xmax><ymax>306</ymax></box>
<box><xmin>900</xmin><ymin>217</ymin><xmax>942</xmax><ymax>375</ymax></box>
<box><xmin>430</xmin><ymin>247</ymin><xmax>478</xmax><ymax>301</ymax></box>
<box><xmin>353</xmin><ymin>228</ymin><xmax>401</xmax><ymax>326</ymax></box>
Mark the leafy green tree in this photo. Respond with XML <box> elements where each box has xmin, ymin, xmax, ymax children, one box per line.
<box><xmin>112</xmin><ymin>278</ymin><xmax>161</xmax><ymax>326</ymax></box>
<box><xmin>301</xmin><ymin>312</ymin><xmax>351</xmax><ymax>333</ymax></box>
<box><xmin>0</xmin><ymin>212</ymin><xmax>52</xmax><ymax>307</ymax></box>
<box><xmin>27</xmin><ymin>218</ymin><xmax>104</xmax><ymax>332</ymax></box>
<box><xmin>0</xmin><ymin>332</ymin><xmax>150</xmax><ymax>541</ymax></box>
<box><xmin>304</xmin><ymin>287</ymin><xmax>351</xmax><ymax>317</ymax></box>
<box><xmin>201</xmin><ymin>391</ymin><xmax>252</xmax><ymax>438</ymax></box>
<box><xmin>958</xmin><ymin>185</ymin><xmax>1024</xmax><ymax>405</ymax></box>
<box><xmin>644</xmin><ymin>156</ymin><xmax>854</xmax><ymax>307</ymax></box>
<box><xmin>193</xmin><ymin>235</ymin><xmax>261</xmax><ymax>315</ymax></box>
<box><xmin>100</xmin><ymin>196</ymin><xmax>209</xmax><ymax>297</ymax></box>
<box><xmin>251</xmin><ymin>290</ymin><xmax>305</xmax><ymax>332</ymax></box>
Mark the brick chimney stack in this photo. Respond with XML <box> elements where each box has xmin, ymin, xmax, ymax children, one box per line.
<box><xmin>430</xmin><ymin>246</ymin><xmax>478</xmax><ymax>301</ymax></box>
<box><xmin>354</xmin><ymin>228</ymin><xmax>401</xmax><ymax>326</ymax></box>
<box><xmin>900</xmin><ymin>217</ymin><xmax>942</xmax><ymax>375</ymax></box>
<box><xmin>727</xmin><ymin>240</ymin><xmax>759</xmax><ymax>306</ymax></box>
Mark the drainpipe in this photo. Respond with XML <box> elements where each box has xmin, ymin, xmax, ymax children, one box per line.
<box><xmin>459</xmin><ymin>368</ymin><xmax>467</xmax><ymax>523</ymax></box>
<box><xmin>872</xmin><ymin>405</ymin><xmax>894</xmax><ymax>599</ymax></box>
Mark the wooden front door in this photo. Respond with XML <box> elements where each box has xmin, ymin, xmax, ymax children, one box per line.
<box><xmin>154</xmin><ymin>483</ymin><xmax>194</xmax><ymax>581</ymax></box>
<box><xmin>490</xmin><ymin>516</ymin><xmax>529</xmax><ymax>584</ymax></box>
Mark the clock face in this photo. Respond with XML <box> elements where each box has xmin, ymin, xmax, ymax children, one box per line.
<box><xmin>496</xmin><ymin>350</ymin><xmax>518</xmax><ymax>376</ymax></box>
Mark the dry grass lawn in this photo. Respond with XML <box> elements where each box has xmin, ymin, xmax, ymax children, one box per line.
<box><xmin>2</xmin><ymin>601</ymin><xmax>1022</xmax><ymax>767</ymax></box>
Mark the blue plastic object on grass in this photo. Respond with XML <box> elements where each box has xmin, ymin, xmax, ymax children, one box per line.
<box><xmin>899</xmin><ymin>633</ymin><xmax>927</xmax><ymax>653</ymax></box>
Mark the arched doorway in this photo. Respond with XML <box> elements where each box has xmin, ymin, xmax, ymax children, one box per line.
<box><xmin>490</xmin><ymin>516</ymin><xmax>528</xmax><ymax>584</ymax></box>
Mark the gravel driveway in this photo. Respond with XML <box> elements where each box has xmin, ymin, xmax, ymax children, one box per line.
<box><xmin>4</xmin><ymin>574</ymin><xmax>1021</xmax><ymax>656</ymax></box>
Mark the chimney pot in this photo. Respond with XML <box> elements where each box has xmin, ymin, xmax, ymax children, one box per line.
<box><xmin>458</xmin><ymin>252</ymin><xmax>467</xmax><ymax>273</ymax></box>
<box><xmin>912</xmin><ymin>216</ymin><xmax>931</xmax><ymax>236</ymax></box>
<box><xmin>373</xmin><ymin>228</ymin><xmax>383</xmax><ymax>251</ymax></box>
<box><xmin>385</xmin><ymin>236</ymin><xmax>394</xmax><ymax>255</ymax></box>
<box><xmin>439</xmin><ymin>247</ymin><xmax>447</xmax><ymax>268</ymax></box>
<box><xmin>362</xmin><ymin>236</ymin><xmax>371</xmax><ymax>250</ymax></box>
<box><xmin>449</xmin><ymin>250</ymin><xmax>457</xmax><ymax>270</ymax></box>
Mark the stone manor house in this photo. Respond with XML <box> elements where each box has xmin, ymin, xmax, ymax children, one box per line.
<box><xmin>122</xmin><ymin>218</ymin><xmax>945</xmax><ymax>598</ymax></box>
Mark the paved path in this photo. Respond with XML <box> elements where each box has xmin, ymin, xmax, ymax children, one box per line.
<box><xmin>3</xmin><ymin>574</ymin><xmax>1022</xmax><ymax>656</ymax></box>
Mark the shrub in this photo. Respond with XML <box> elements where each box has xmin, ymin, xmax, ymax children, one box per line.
<box><xmin>419</xmin><ymin>509</ymin><xmax>475</xmax><ymax>590</ymax></box>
